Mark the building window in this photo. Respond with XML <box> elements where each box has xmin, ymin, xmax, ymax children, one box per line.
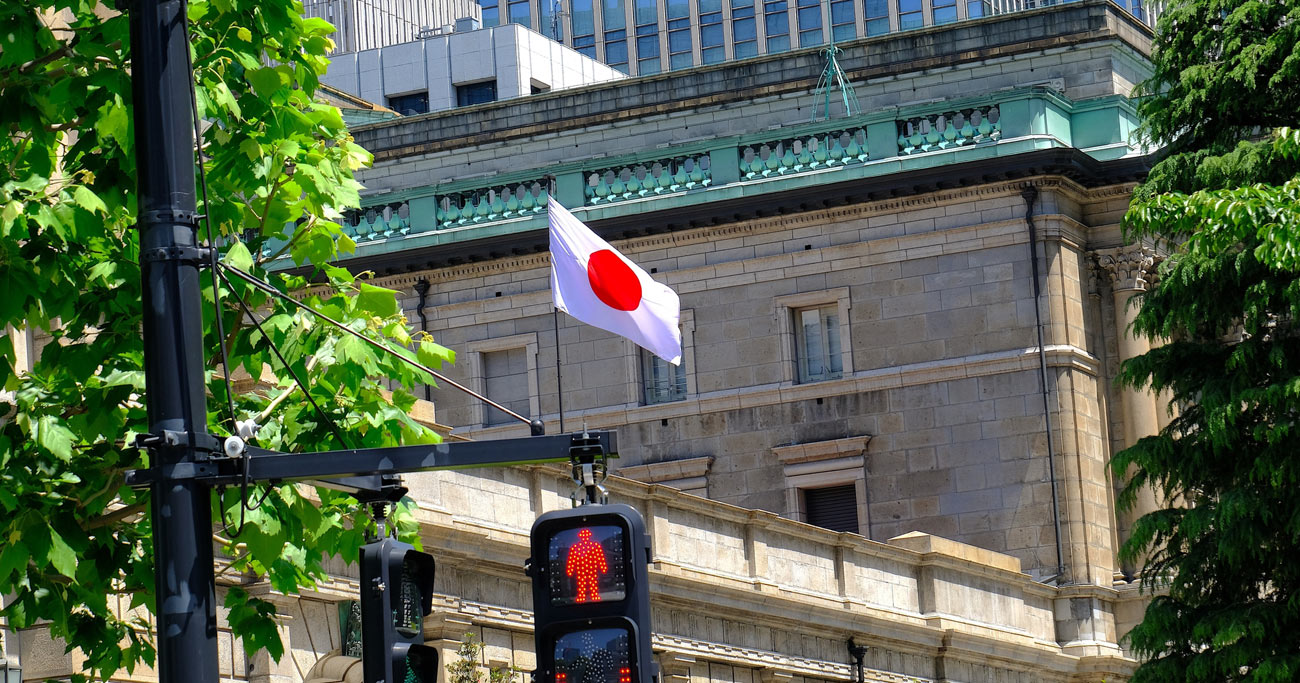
<box><xmin>623</xmin><ymin>309</ymin><xmax>695</xmax><ymax>406</ymax></box>
<box><xmin>700</xmin><ymin>0</ymin><xmax>725</xmax><ymax>63</ymax></box>
<box><xmin>804</xmin><ymin>485</ymin><xmax>860</xmax><ymax>533</ymax></box>
<box><xmin>666</xmin><ymin>0</ymin><xmax>692</xmax><ymax>69</ymax></box>
<box><xmin>541</xmin><ymin>0</ymin><xmax>563</xmax><ymax>38</ymax></box>
<box><xmin>829</xmin><ymin>0</ymin><xmax>855</xmax><ymax>41</ymax></box>
<box><xmin>774</xmin><ymin>289</ymin><xmax>852</xmax><ymax>386</ymax></box>
<box><xmin>776</xmin><ymin>435</ymin><xmax>871</xmax><ymax>536</ymax></box>
<box><xmin>482</xmin><ymin>348</ymin><xmax>531</xmax><ymax>425</ymax></box>
<box><xmin>795</xmin><ymin>304</ymin><xmax>843</xmax><ymax>383</ymax></box>
<box><xmin>642</xmin><ymin>350</ymin><xmax>687</xmax><ymax>404</ymax></box>
<box><xmin>603</xmin><ymin>0</ymin><xmax>627</xmax><ymax>30</ymax></box>
<box><xmin>764</xmin><ymin>0</ymin><xmax>790</xmax><ymax>53</ymax></box>
<box><xmin>634</xmin><ymin>0</ymin><xmax>660</xmax><ymax>74</ymax></box>
<box><xmin>481</xmin><ymin>0</ymin><xmax>501</xmax><ymax>26</ymax></box>
<box><xmin>796</xmin><ymin>0</ymin><xmax>822</xmax><ymax>47</ymax></box>
<box><xmin>573</xmin><ymin>0</ymin><xmax>597</xmax><ymax>56</ymax></box>
<box><xmin>731</xmin><ymin>0</ymin><xmax>757</xmax><ymax>58</ymax></box>
<box><xmin>387</xmin><ymin>91</ymin><xmax>429</xmax><ymax>115</ymax></box>
<box><xmin>932</xmin><ymin>0</ymin><xmax>956</xmax><ymax>23</ymax></box>
<box><xmin>897</xmin><ymin>0</ymin><xmax>922</xmax><ymax>29</ymax></box>
<box><xmin>636</xmin><ymin>27</ymin><xmax>661</xmax><ymax>74</ymax></box>
<box><xmin>456</xmin><ymin>80</ymin><xmax>497</xmax><ymax>107</ymax></box>
<box><xmin>508</xmin><ymin>0</ymin><xmax>531</xmax><ymax>26</ymax></box>
<box><xmin>966</xmin><ymin>0</ymin><xmax>987</xmax><ymax>18</ymax></box>
<box><xmin>863</xmin><ymin>0</ymin><xmax>888</xmax><ymax>34</ymax></box>
<box><xmin>605</xmin><ymin>31</ymin><xmax>629</xmax><ymax>71</ymax></box>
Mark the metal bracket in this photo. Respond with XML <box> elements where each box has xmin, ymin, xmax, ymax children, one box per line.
<box><xmin>569</xmin><ymin>431</ymin><xmax>610</xmax><ymax>506</ymax></box>
<box><xmin>141</xmin><ymin>209</ymin><xmax>200</xmax><ymax>225</ymax></box>
<box><xmin>141</xmin><ymin>245</ymin><xmax>213</xmax><ymax>265</ymax></box>
<box><xmin>134</xmin><ymin>429</ymin><xmax>224</xmax><ymax>453</ymax></box>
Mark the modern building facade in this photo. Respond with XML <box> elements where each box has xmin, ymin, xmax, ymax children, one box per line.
<box><xmin>306</xmin><ymin>0</ymin><xmax>1164</xmax><ymax>80</ymax></box>
<box><xmin>320</xmin><ymin>22</ymin><xmax>626</xmax><ymax>116</ymax></box>
<box><xmin>374</xmin><ymin>0</ymin><xmax>1163</xmax><ymax>76</ymax></box>
<box><xmin>303</xmin><ymin>0</ymin><xmax>484</xmax><ymax>53</ymax></box>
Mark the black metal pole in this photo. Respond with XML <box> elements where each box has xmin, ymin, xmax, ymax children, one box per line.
<box><xmin>129</xmin><ymin>0</ymin><xmax>219</xmax><ymax>680</ymax></box>
<box><xmin>553</xmin><ymin>307</ymin><xmax>566</xmax><ymax>433</ymax></box>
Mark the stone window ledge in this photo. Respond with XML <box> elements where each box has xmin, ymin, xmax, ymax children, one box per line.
<box><xmin>772</xmin><ymin>435</ymin><xmax>872</xmax><ymax>465</ymax></box>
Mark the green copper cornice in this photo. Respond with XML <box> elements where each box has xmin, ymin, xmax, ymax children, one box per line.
<box><xmin>270</xmin><ymin>87</ymin><xmax>1145</xmax><ymax>269</ymax></box>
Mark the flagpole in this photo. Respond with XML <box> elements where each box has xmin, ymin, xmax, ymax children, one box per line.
<box><xmin>546</xmin><ymin>176</ymin><xmax>567</xmax><ymax>435</ymax></box>
<box><xmin>553</xmin><ymin>307</ymin><xmax>566</xmax><ymax>433</ymax></box>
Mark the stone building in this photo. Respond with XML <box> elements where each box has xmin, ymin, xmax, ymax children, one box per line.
<box><xmin>6</xmin><ymin>2</ymin><xmax>1168</xmax><ymax>681</ymax></box>
<box><xmin>335</xmin><ymin>0</ymin><xmax>1158</xmax><ymax>588</ymax></box>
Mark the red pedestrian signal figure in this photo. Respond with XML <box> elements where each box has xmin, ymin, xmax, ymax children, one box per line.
<box><xmin>565</xmin><ymin>528</ymin><xmax>609</xmax><ymax>603</ymax></box>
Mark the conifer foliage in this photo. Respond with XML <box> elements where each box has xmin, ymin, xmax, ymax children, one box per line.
<box><xmin>0</xmin><ymin>0</ymin><xmax>452</xmax><ymax>678</ymax></box>
<box><xmin>1119</xmin><ymin>1</ymin><xmax>1300</xmax><ymax>680</ymax></box>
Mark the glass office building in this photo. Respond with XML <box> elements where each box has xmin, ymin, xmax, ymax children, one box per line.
<box><xmin>478</xmin><ymin>0</ymin><xmax>1163</xmax><ymax>76</ymax></box>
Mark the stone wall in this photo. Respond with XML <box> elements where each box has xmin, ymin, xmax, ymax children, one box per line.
<box><xmin>371</xmin><ymin>177</ymin><xmax>1123</xmax><ymax>588</ymax></box>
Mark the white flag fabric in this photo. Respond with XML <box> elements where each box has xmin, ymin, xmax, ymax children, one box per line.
<box><xmin>549</xmin><ymin>201</ymin><xmax>682</xmax><ymax>365</ymax></box>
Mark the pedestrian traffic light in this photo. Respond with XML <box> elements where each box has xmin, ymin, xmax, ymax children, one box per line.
<box><xmin>528</xmin><ymin>504</ymin><xmax>656</xmax><ymax>683</ymax></box>
<box><xmin>360</xmin><ymin>538</ymin><xmax>439</xmax><ymax>683</ymax></box>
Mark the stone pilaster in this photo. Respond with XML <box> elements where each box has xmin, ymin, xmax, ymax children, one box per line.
<box><xmin>1094</xmin><ymin>246</ymin><xmax>1161</xmax><ymax>579</ymax></box>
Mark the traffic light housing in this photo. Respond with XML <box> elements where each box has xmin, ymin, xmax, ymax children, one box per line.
<box><xmin>360</xmin><ymin>538</ymin><xmax>439</xmax><ymax>683</ymax></box>
<box><xmin>528</xmin><ymin>504</ymin><xmax>656</xmax><ymax>683</ymax></box>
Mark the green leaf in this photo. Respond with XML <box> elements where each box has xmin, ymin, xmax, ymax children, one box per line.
<box><xmin>224</xmin><ymin>588</ymin><xmax>284</xmax><ymax>661</ymax></box>
<box><xmin>356</xmin><ymin>282</ymin><xmax>399</xmax><ymax>318</ymax></box>
<box><xmin>0</xmin><ymin>540</ymin><xmax>28</xmax><ymax>580</ymax></box>
<box><xmin>209</xmin><ymin>80</ymin><xmax>241</xmax><ymax>120</ymax></box>
<box><xmin>94</xmin><ymin>97</ymin><xmax>129</xmax><ymax>143</ymax></box>
<box><xmin>418</xmin><ymin>339</ymin><xmax>454</xmax><ymax>369</ymax></box>
<box><xmin>37</xmin><ymin>415</ymin><xmax>75</xmax><ymax>460</ymax></box>
<box><xmin>246</xmin><ymin>67</ymin><xmax>285</xmax><ymax>99</ymax></box>
<box><xmin>47</xmin><ymin>528</ymin><xmax>77</xmax><ymax>578</ymax></box>
<box><xmin>224</xmin><ymin>241</ymin><xmax>254</xmax><ymax>272</ymax></box>
<box><xmin>72</xmin><ymin>185</ymin><xmax>108</xmax><ymax>215</ymax></box>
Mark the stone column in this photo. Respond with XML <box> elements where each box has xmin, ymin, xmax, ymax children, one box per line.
<box><xmin>1094</xmin><ymin>246</ymin><xmax>1161</xmax><ymax>579</ymax></box>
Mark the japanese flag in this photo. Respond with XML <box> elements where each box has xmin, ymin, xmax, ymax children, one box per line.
<box><xmin>549</xmin><ymin>201</ymin><xmax>682</xmax><ymax>365</ymax></box>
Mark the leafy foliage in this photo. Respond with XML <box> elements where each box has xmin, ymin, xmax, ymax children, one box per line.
<box><xmin>1118</xmin><ymin>1</ymin><xmax>1300</xmax><ymax>678</ymax></box>
<box><xmin>446</xmin><ymin>632</ymin><xmax>522</xmax><ymax>683</ymax></box>
<box><xmin>1133</xmin><ymin>0</ymin><xmax>1300</xmax><ymax>197</ymax></box>
<box><xmin>0</xmin><ymin>0</ymin><xmax>452</xmax><ymax>678</ymax></box>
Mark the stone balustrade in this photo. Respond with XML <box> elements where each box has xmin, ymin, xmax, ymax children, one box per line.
<box><xmin>897</xmin><ymin>105</ymin><xmax>1002</xmax><ymax>155</ymax></box>
<box><xmin>738</xmin><ymin>128</ymin><xmax>870</xmax><ymax>179</ymax></box>
<box><xmin>584</xmin><ymin>154</ymin><xmax>712</xmax><ymax>206</ymax></box>
<box><xmin>340</xmin><ymin>201</ymin><xmax>412</xmax><ymax>243</ymax></box>
<box><xmin>435</xmin><ymin>179</ymin><xmax>551</xmax><ymax>229</ymax></box>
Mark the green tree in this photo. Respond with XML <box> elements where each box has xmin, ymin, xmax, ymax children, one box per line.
<box><xmin>0</xmin><ymin>0</ymin><xmax>452</xmax><ymax>679</ymax></box>
<box><xmin>1117</xmin><ymin>0</ymin><xmax>1300</xmax><ymax>680</ymax></box>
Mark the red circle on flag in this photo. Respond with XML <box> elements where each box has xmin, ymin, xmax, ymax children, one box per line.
<box><xmin>587</xmin><ymin>250</ymin><xmax>642</xmax><ymax>311</ymax></box>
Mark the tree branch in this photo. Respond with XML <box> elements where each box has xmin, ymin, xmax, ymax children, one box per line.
<box><xmin>85</xmin><ymin>502</ymin><xmax>147</xmax><ymax>529</ymax></box>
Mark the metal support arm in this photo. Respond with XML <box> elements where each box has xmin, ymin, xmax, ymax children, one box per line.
<box><xmin>125</xmin><ymin>431</ymin><xmax>618</xmax><ymax>489</ymax></box>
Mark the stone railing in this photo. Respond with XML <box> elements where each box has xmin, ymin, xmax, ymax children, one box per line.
<box><xmin>897</xmin><ymin>105</ymin><xmax>1001</xmax><ymax>155</ymax></box>
<box><xmin>738</xmin><ymin>127</ymin><xmax>870</xmax><ymax>179</ymax></box>
<box><xmin>436</xmin><ymin>179</ymin><xmax>550</xmax><ymax>229</ymax></box>
<box><xmin>584</xmin><ymin>154</ymin><xmax>711</xmax><ymax>205</ymax></box>
<box><xmin>340</xmin><ymin>201</ymin><xmax>412</xmax><ymax>243</ymax></box>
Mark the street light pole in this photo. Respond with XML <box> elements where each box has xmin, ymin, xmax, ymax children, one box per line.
<box><xmin>128</xmin><ymin>0</ymin><xmax>220</xmax><ymax>680</ymax></box>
